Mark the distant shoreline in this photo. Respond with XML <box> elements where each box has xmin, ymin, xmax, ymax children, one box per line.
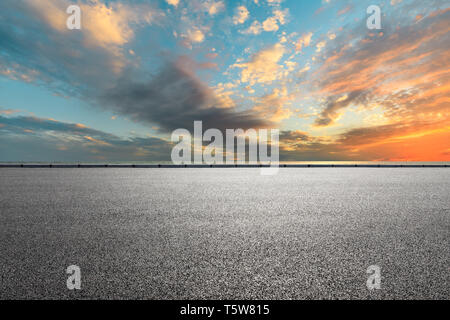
<box><xmin>0</xmin><ymin>164</ymin><xmax>448</xmax><ymax>168</ymax></box>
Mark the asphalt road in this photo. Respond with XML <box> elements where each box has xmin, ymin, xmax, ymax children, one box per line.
<box><xmin>0</xmin><ymin>168</ymin><xmax>448</xmax><ymax>299</ymax></box>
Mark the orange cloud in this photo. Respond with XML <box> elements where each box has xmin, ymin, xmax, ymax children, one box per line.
<box><xmin>83</xmin><ymin>135</ymin><xmax>112</xmax><ymax>146</ymax></box>
<box><xmin>310</xmin><ymin>8</ymin><xmax>450</xmax><ymax>129</ymax></box>
<box><xmin>233</xmin><ymin>43</ymin><xmax>286</xmax><ymax>85</ymax></box>
<box><xmin>0</xmin><ymin>109</ymin><xmax>20</xmax><ymax>115</ymax></box>
<box><xmin>252</xmin><ymin>87</ymin><xmax>294</xmax><ymax>122</ymax></box>
<box><xmin>26</xmin><ymin>0</ymin><xmax>161</xmax><ymax>46</ymax></box>
<box><xmin>281</xmin><ymin>120</ymin><xmax>450</xmax><ymax>161</ymax></box>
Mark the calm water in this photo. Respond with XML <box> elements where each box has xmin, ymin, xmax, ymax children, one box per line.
<box><xmin>0</xmin><ymin>168</ymin><xmax>449</xmax><ymax>299</ymax></box>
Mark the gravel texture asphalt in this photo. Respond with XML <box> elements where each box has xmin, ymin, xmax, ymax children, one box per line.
<box><xmin>0</xmin><ymin>168</ymin><xmax>448</xmax><ymax>299</ymax></box>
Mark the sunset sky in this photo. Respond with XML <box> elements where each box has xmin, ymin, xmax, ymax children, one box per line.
<box><xmin>0</xmin><ymin>0</ymin><xmax>449</xmax><ymax>162</ymax></box>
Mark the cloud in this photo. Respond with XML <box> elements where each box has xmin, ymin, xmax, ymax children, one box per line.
<box><xmin>280</xmin><ymin>130</ymin><xmax>312</xmax><ymax>143</ymax></box>
<box><xmin>252</xmin><ymin>87</ymin><xmax>294</xmax><ymax>122</ymax></box>
<box><xmin>203</xmin><ymin>1</ymin><xmax>225</xmax><ymax>16</ymax></box>
<box><xmin>262</xmin><ymin>9</ymin><xmax>288</xmax><ymax>31</ymax></box>
<box><xmin>0</xmin><ymin>0</ymin><xmax>273</xmax><ymax>140</ymax></box>
<box><xmin>315</xmin><ymin>40</ymin><xmax>326</xmax><ymax>53</ymax></box>
<box><xmin>390</xmin><ymin>0</ymin><xmax>403</xmax><ymax>5</ymax></box>
<box><xmin>80</xmin><ymin>0</ymin><xmax>163</xmax><ymax>48</ymax></box>
<box><xmin>242</xmin><ymin>8</ymin><xmax>288</xmax><ymax>34</ymax></box>
<box><xmin>25</xmin><ymin>0</ymin><xmax>164</xmax><ymax>48</ymax></box>
<box><xmin>1</xmin><ymin>1</ymin><xmax>267</xmax><ymax>134</ymax></box>
<box><xmin>266</xmin><ymin>0</ymin><xmax>283</xmax><ymax>6</ymax></box>
<box><xmin>0</xmin><ymin>108</ymin><xmax>20</xmax><ymax>115</ymax></box>
<box><xmin>166</xmin><ymin>0</ymin><xmax>180</xmax><ymax>8</ymax></box>
<box><xmin>100</xmin><ymin>58</ymin><xmax>271</xmax><ymax>132</ymax></box>
<box><xmin>2</xmin><ymin>113</ymin><xmax>448</xmax><ymax>163</ymax></box>
<box><xmin>241</xmin><ymin>21</ymin><xmax>263</xmax><ymax>35</ymax></box>
<box><xmin>233</xmin><ymin>6</ymin><xmax>249</xmax><ymax>25</ymax></box>
<box><xmin>309</xmin><ymin>5</ymin><xmax>450</xmax><ymax>128</ymax></box>
<box><xmin>213</xmin><ymin>82</ymin><xmax>238</xmax><ymax>109</ymax></box>
<box><xmin>314</xmin><ymin>91</ymin><xmax>368</xmax><ymax>127</ymax></box>
<box><xmin>2</xmin><ymin>0</ymin><xmax>449</xmax><ymax>162</ymax></box>
<box><xmin>233</xmin><ymin>43</ymin><xmax>286</xmax><ymax>85</ymax></box>
<box><xmin>0</xmin><ymin>115</ymin><xmax>174</xmax><ymax>162</ymax></box>
<box><xmin>295</xmin><ymin>32</ymin><xmax>313</xmax><ymax>52</ymax></box>
<box><xmin>186</xmin><ymin>27</ymin><xmax>206</xmax><ymax>43</ymax></box>
<box><xmin>0</xmin><ymin>115</ymin><xmax>116</xmax><ymax>138</ymax></box>
<box><xmin>280</xmin><ymin>118</ymin><xmax>450</xmax><ymax>161</ymax></box>
<box><xmin>272</xmin><ymin>9</ymin><xmax>288</xmax><ymax>24</ymax></box>
<box><xmin>0</xmin><ymin>0</ymin><xmax>163</xmax><ymax>93</ymax></box>
<box><xmin>262</xmin><ymin>16</ymin><xmax>279</xmax><ymax>32</ymax></box>
<box><xmin>337</xmin><ymin>5</ymin><xmax>351</xmax><ymax>16</ymax></box>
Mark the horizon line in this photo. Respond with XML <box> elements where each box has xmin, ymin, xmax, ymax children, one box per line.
<box><xmin>1</xmin><ymin>163</ymin><xmax>448</xmax><ymax>168</ymax></box>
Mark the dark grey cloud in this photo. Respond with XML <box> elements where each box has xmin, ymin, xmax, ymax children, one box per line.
<box><xmin>280</xmin><ymin>130</ymin><xmax>312</xmax><ymax>143</ymax></box>
<box><xmin>314</xmin><ymin>90</ymin><xmax>368</xmax><ymax>127</ymax></box>
<box><xmin>102</xmin><ymin>61</ymin><xmax>271</xmax><ymax>132</ymax></box>
<box><xmin>0</xmin><ymin>115</ymin><xmax>173</xmax><ymax>162</ymax></box>
<box><xmin>279</xmin><ymin>130</ymin><xmax>338</xmax><ymax>161</ymax></box>
<box><xmin>0</xmin><ymin>115</ymin><xmax>114</xmax><ymax>137</ymax></box>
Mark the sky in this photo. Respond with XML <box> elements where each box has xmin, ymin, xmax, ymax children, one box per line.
<box><xmin>0</xmin><ymin>0</ymin><xmax>449</xmax><ymax>162</ymax></box>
